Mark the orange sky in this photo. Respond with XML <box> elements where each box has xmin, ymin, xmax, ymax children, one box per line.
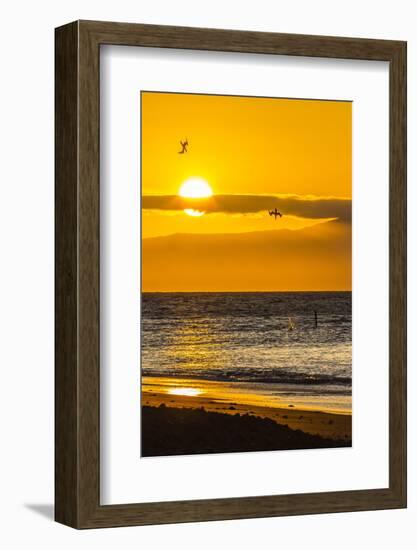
<box><xmin>141</xmin><ymin>92</ymin><xmax>351</xmax><ymax>292</ymax></box>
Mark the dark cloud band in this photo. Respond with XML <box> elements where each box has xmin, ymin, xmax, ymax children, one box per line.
<box><xmin>142</xmin><ymin>194</ymin><xmax>351</xmax><ymax>222</ymax></box>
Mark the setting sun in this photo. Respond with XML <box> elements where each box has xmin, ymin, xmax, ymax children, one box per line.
<box><xmin>179</xmin><ymin>177</ymin><xmax>213</xmax><ymax>198</ymax></box>
<box><xmin>179</xmin><ymin>177</ymin><xmax>213</xmax><ymax>216</ymax></box>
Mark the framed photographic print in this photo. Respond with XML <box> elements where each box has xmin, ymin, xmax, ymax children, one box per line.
<box><xmin>55</xmin><ymin>20</ymin><xmax>407</xmax><ymax>528</ymax></box>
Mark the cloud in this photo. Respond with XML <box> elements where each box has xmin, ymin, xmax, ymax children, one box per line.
<box><xmin>142</xmin><ymin>194</ymin><xmax>351</xmax><ymax>222</ymax></box>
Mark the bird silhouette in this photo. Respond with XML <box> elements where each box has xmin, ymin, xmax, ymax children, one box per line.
<box><xmin>268</xmin><ymin>208</ymin><xmax>282</xmax><ymax>220</ymax></box>
<box><xmin>178</xmin><ymin>139</ymin><xmax>188</xmax><ymax>154</ymax></box>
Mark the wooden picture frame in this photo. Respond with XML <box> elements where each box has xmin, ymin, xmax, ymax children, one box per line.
<box><xmin>55</xmin><ymin>20</ymin><xmax>407</xmax><ymax>529</ymax></box>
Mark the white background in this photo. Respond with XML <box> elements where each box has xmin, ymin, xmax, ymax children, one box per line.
<box><xmin>0</xmin><ymin>0</ymin><xmax>415</xmax><ymax>548</ymax></box>
<box><xmin>101</xmin><ymin>47</ymin><xmax>389</xmax><ymax>504</ymax></box>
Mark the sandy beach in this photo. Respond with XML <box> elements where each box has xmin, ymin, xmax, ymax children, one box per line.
<box><xmin>141</xmin><ymin>376</ymin><xmax>351</xmax><ymax>456</ymax></box>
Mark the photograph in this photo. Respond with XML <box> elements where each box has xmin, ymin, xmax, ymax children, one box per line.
<box><xmin>140</xmin><ymin>91</ymin><xmax>352</xmax><ymax>457</ymax></box>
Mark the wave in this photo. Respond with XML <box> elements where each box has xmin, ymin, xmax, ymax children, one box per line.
<box><xmin>141</xmin><ymin>367</ymin><xmax>351</xmax><ymax>387</ymax></box>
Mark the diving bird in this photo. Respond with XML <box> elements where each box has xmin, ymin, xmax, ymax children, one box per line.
<box><xmin>269</xmin><ymin>208</ymin><xmax>283</xmax><ymax>220</ymax></box>
<box><xmin>178</xmin><ymin>139</ymin><xmax>189</xmax><ymax>154</ymax></box>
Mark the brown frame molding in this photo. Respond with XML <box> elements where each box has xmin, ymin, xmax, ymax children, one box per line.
<box><xmin>55</xmin><ymin>20</ymin><xmax>407</xmax><ymax>529</ymax></box>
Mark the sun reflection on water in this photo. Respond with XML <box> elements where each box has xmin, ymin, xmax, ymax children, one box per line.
<box><xmin>167</xmin><ymin>387</ymin><xmax>202</xmax><ymax>397</ymax></box>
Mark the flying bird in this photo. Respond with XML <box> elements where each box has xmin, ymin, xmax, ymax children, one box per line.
<box><xmin>178</xmin><ymin>138</ymin><xmax>189</xmax><ymax>154</ymax></box>
<box><xmin>268</xmin><ymin>208</ymin><xmax>283</xmax><ymax>220</ymax></box>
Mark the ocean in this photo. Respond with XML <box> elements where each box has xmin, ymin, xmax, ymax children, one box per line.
<box><xmin>141</xmin><ymin>292</ymin><xmax>352</xmax><ymax>413</ymax></box>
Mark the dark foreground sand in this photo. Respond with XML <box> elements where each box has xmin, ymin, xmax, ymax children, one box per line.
<box><xmin>142</xmin><ymin>404</ymin><xmax>351</xmax><ymax>457</ymax></box>
<box><xmin>142</xmin><ymin>388</ymin><xmax>351</xmax><ymax>441</ymax></box>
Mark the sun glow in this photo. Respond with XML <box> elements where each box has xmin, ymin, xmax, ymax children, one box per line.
<box><xmin>179</xmin><ymin>177</ymin><xmax>213</xmax><ymax>217</ymax></box>
<box><xmin>184</xmin><ymin>208</ymin><xmax>205</xmax><ymax>217</ymax></box>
